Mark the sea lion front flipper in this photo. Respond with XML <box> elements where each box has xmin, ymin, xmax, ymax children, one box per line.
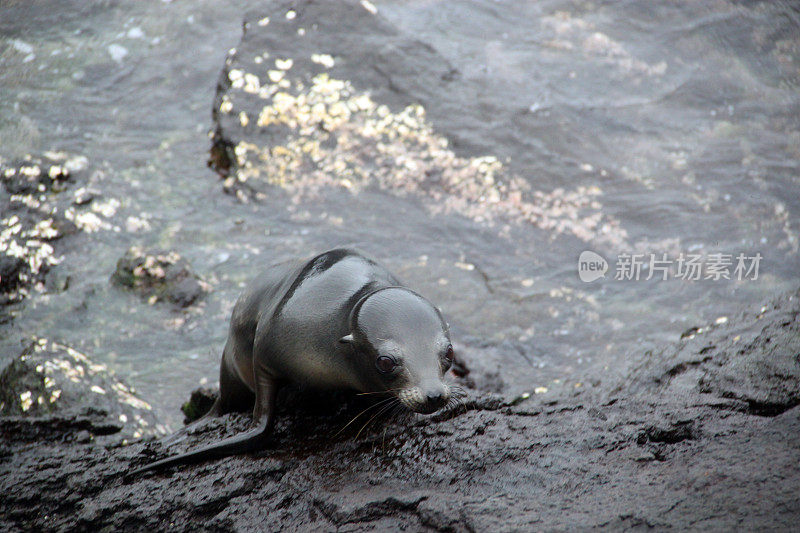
<box><xmin>126</xmin><ymin>377</ymin><xmax>278</xmax><ymax>478</ymax></box>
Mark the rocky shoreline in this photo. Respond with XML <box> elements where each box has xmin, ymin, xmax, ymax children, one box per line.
<box><xmin>2</xmin><ymin>0</ymin><xmax>799</xmax><ymax>530</ymax></box>
<box><xmin>1</xmin><ymin>287</ymin><xmax>797</xmax><ymax>531</ymax></box>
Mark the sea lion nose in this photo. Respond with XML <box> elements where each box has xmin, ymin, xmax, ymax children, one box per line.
<box><xmin>426</xmin><ymin>390</ymin><xmax>446</xmax><ymax>406</ymax></box>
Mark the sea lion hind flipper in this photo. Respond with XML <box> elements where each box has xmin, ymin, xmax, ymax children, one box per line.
<box><xmin>126</xmin><ymin>379</ymin><xmax>278</xmax><ymax>478</ymax></box>
<box><xmin>125</xmin><ymin>415</ymin><xmax>273</xmax><ymax>478</ymax></box>
<box><xmin>158</xmin><ymin>397</ymin><xmax>225</xmax><ymax>447</ymax></box>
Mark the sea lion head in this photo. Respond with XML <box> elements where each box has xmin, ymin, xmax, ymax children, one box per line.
<box><xmin>341</xmin><ymin>287</ymin><xmax>453</xmax><ymax>414</ymax></box>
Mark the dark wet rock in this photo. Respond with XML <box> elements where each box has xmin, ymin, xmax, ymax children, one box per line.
<box><xmin>0</xmin><ymin>338</ymin><xmax>164</xmax><ymax>441</ymax></box>
<box><xmin>210</xmin><ymin>0</ymin><xmax>457</xmax><ymax>194</ymax></box>
<box><xmin>0</xmin><ymin>255</ymin><xmax>26</xmax><ymax>292</ymax></box>
<box><xmin>622</xmin><ymin>288</ymin><xmax>800</xmax><ymax>417</ymax></box>
<box><xmin>166</xmin><ymin>276</ymin><xmax>206</xmax><ymax>308</ymax></box>
<box><xmin>181</xmin><ymin>387</ymin><xmax>218</xmax><ymax>424</ymax></box>
<box><xmin>0</xmin><ymin>153</ymin><xmax>85</xmax><ymax>308</ymax></box>
<box><xmin>111</xmin><ymin>247</ymin><xmax>209</xmax><ymax>308</ymax></box>
<box><xmin>636</xmin><ymin>419</ymin><xmax>699</xmax><ymax>445</ymax></box>
<box><xmin>0</xmin><ymin>153</ymin><xmax>73</xmax><ymax>195</ymax></box>
<box><xmin>1</xmin><ymin>206</ymin><xmax>71</xmax><ymax>303</ymax></box>
<box><xmin>2</xmin><ymin>287</ymin><xmax>800</xmax><ymax>530</ymax></box>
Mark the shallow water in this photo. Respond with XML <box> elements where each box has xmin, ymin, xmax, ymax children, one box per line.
<box><xmin>1</xmin><ymin>0</ymin><xmax>798</xmax><ymax>427</ymax></box>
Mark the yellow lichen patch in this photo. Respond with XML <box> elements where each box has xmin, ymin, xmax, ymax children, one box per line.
<box><xmin>228</xmin><ymin>68</ymin><xmax>244</xmax><ymax>84</ymax></box>
<box><xmin>311</xmin><ymin>53</ymin><xmax>335</xmax><ymax>68</ymax></box>
<box><xmin>92</xmin><ymin>198</ymin><xmax>120</xmax><ymax>218</ymax></box>
<box><xmin>115</xmin><ymin>386</ymin><xmax>152</xmax><ymax>411</ymax></box>
<box><xmin>1</xmin><ymin>211</ymin><xmax>64</xmax><ymax>290</ymax></box>
<box><xmin>227</xmin><ymin>69</ymin><xmax>628</xmax><ymax>247</ymax></box>
<box><xmin>275</xmin><ymin>58</ymin><xmax>293</xmax><ymax>70</ymax></box>
<box><xmin>360</xmin><ymin>0</ymin><xmax>378</xmax><ymax>14</ymax></box>
<box><xmin>64</xmin><ymin>208</ymin><xmax>114</xmax><ymax>233</ymax></box>
<box><xmin>15</xmin><ymin>338</ymin><xmax>157</xmax><ymax>426</ymax></box>
<box><xmin>31</xmin><ymin>219</ymin><xmax>59</xmax><ymax>239</ymax></box>
<box><xmin>243</xmin><ymin>73</ymin><xmax>261</xmax><ymax>94</ymax></box>
<box><xmin>20</xmin><ymin>391</ymin><xmax>33</xmax><ymax>411</ymax></box>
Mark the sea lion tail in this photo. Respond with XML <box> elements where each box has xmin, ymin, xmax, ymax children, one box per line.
<box><xmin>126</xmin><ymin>420</ymin><xmax>270</xmax><ymax>478</ymax></box>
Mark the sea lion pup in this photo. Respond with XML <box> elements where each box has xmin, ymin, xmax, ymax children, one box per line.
<box><xmin>129</xmin><ymin>248</ymin><xmax>455</xmax><ymax>475</ymax></box>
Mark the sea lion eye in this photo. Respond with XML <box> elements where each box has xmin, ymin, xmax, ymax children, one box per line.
<box><xmin>376</xmin><ymin>355</ymin><xmax>398</xmax><ymax>374</ymax></box>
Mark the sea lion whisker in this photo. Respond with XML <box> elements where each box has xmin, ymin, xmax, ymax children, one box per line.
<box><xmin>355</xmin><ymin>399</ymin><xmax>399</xmax><ymax>440</ymax></box>
<box><xmin>444</xmin><ymin>397</ymin><xmax>461</xmax><ymax>415</ymax></box>
<box><xmin>373</xmin><ymin>398</ymin><xmax>401</xmax><ymax>427</ymax></box>
<box><xmin>451</xmin><ymin>390</ymin><xmax>468</xmax><ymax>402</ymax></box>
<box><xmin>388</xmin><ymin>402</ymin><xmax>405</xmax><ymax>421</ymax></box>
<box><xmin>458</xmin><ymin>397</ymin><xmax>469</xmax><ymax>414</ymax></box>
<box><xmin>449</xmin><ymin>385</ymin><xmax>467</xmax><ymax>396</ymax></box>
<box><xmin>335</xmin><ymin>397</ymin><xmax>395</xmax><ymax>437</ymax></box>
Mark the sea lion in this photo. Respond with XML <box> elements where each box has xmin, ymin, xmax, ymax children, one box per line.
<box><xmin>130</xmin><ymin>248</ymin><xmax>454</xmax><ymax>475</ymax></box>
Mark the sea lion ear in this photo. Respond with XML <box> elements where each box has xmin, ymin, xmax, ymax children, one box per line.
<box><xmin>339</xmin><ymin>334</ymin><xmax>355</xmax><ymax>345</ymax></box>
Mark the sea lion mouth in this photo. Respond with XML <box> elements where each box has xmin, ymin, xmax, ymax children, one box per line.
<box><xmin>397</xmin><ymin>385</ymin><xmax>450</xmax><ymax>414</ymax></box>
<box><xmin>408</xmin><ymin>403</ymin><xmax>442</xmax><ymax>415</ymax></box>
